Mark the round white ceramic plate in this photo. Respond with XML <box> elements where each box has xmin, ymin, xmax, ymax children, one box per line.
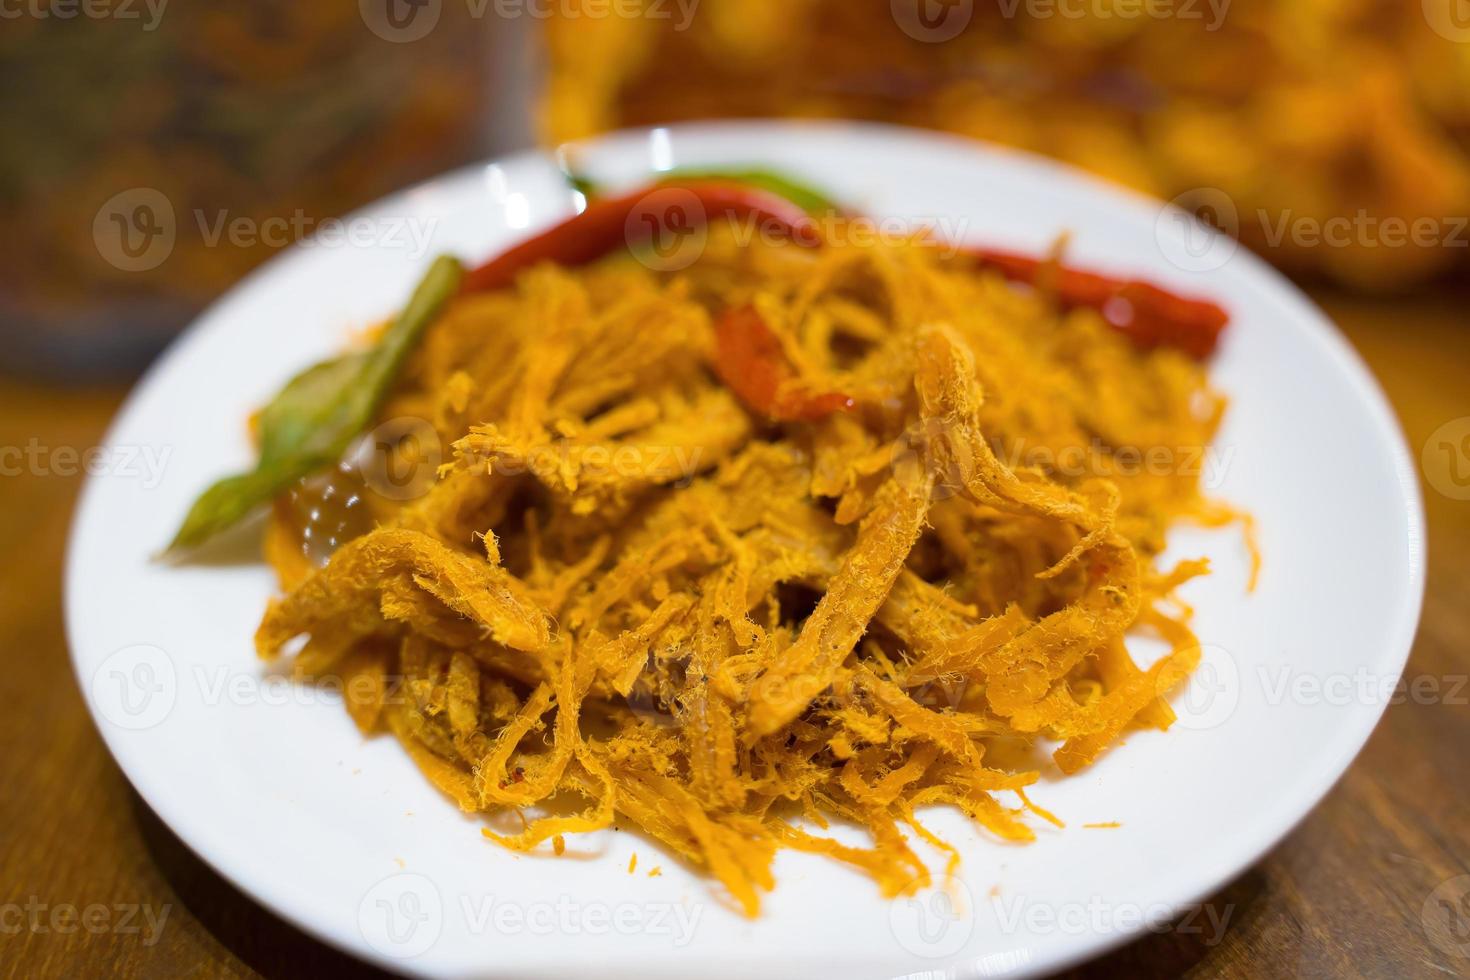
<box><xmin>67</xmin><ymin>121</ymin><xmax>1425</xmax><ymax>979</ymax></box>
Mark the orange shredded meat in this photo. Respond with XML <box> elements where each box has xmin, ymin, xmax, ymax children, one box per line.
<box><xmin>257</xmin><ymin>220</ymin><xmax>1244</xmax><ymax>915</ymax></box>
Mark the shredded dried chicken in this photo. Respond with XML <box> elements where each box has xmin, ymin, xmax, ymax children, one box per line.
<box><xmin>257</xmin><ymin>222</ymin><xmax>1240</xmax><ymax>915</ymax></box>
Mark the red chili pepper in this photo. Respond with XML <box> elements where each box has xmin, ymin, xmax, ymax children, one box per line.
<box><xmin>714</xmin><ymin>305</ymin><xmax>855</xmax><ymax>422</ymax></box>
<box><xmin>460</xmin><ymin>174</ymin><xmax>1226</xmax><ymax>361</ymax></box>
<box><xmin>962</xmin><ymin>247</ymin><xmax>1228</xmax><ymax>359</ymax></box>
<box><xmin>461</xmin><ymin>181</ymin><xmax>821</xmax><ymax>293</ymax></box>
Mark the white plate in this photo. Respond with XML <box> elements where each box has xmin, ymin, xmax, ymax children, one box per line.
<box><xmin>66</xmin><ymin>121</ymin><xmax>1425</xmax><ymax>979</ymax></box>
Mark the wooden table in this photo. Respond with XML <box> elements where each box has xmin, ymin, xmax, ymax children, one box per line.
<box><xmin>2</xmin><ymin>289</ymin><xmax>1466</xmax><ymax>978</ymax></box>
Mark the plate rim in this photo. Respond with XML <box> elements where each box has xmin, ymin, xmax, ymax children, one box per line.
<box><xmin>65</xmin><ymin>118</ymin><xmax>1427</xmax><ymax>979</ymax></box>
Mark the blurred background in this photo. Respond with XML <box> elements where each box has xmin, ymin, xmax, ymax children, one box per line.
<box><xmin>2</xmin><ymin>2</ymin><xmax>1467</xmax><ymax>977</ymax></box>
<box><xmin>5</xmin><ymin>0</ymin><xmax>1470</xmax><ymax>381</ymax></box>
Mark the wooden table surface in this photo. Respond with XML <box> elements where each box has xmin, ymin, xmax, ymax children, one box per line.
<box><xmin>2</xmin><ymin>288</ymin><xmax>1466</xmax><ymax>979</ymax></box>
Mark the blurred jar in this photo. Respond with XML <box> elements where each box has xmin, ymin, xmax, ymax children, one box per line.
<box><xmin>0</xmin><ymin>2</ymin><xmax>531</xmax><ymax>379</ymax></box>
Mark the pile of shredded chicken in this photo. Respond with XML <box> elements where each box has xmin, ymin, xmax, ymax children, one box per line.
<box><xmin>257</xmin><ymin>223</ymin><xmax>1242</xmax><ymax>915</ymax></box>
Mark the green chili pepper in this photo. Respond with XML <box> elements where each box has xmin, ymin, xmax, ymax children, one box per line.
<box><xmin>166</xmin><ymin>254</ymin><xmax>462</xmax><ymax>554</ymax></box>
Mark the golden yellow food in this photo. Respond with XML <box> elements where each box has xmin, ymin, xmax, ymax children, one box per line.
<box><xmin>543</xmin><ymin>0</ymin><xmax>1470</xmax><ymax>289</ymax></box>
<box><xmin>256</xmin><ymin>221</ymin><xmax>1241</xmax><ymax>915</ymax></box>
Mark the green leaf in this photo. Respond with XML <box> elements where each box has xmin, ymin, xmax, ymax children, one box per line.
<box><xmin>166</xmin><ymin>254</ymin><xmax>463</xmax><ymax>554</ymax></box>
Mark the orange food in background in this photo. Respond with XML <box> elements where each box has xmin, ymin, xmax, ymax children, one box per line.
<box><xmin>542</xmin><ymin>0</ymin><xmax>1470</xmax><ymax>290</ymax></box>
